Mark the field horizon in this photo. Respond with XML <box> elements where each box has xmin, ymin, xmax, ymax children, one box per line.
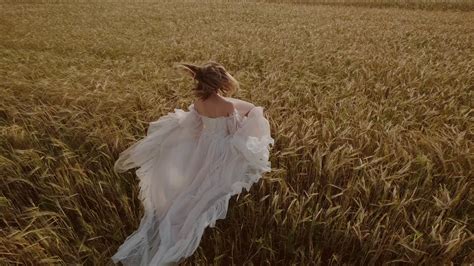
<box><xmin>1</xmin><ymin>0</ymin><xmax>473</xmax><ymax>265</ymax></box>
<box><xmin>2</xmin><ymin>0</ymin><xmax>474</xmax><ymax>11</ymax></box>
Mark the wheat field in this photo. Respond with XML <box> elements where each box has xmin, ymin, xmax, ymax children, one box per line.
<box><xmin>1</xmin><ymin>0</ymin><xmax>473</xmax><ymax>265</ymax></box>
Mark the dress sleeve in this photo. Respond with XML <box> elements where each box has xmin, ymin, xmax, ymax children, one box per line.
<box><xmin>114</xmin><ymin>108</ymin><xmax>202</xmax><ymax>173</ymax></box>
<box><xmin>149</xmin><ymin>108</ymin><xmax>202</xmax><ymax>135</ymax></box>
<box><xmin>228</xmin><ymin>107</ymin><xmax>274</xmax><ymax>170</ymax></box>
<box><xmin>226</xmin><ymin>108</ymin><xmax>243</xmax><ymax>135</ymax></box>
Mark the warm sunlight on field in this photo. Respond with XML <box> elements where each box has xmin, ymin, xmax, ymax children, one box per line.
<box><xmin>1</xmin><ymin>0</ymin><xmax>473</xmax><ymax>264</ymax></box>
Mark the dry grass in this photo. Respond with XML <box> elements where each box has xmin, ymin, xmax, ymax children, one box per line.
<box><xmin>1</xmin><ymin>0</ymin><xmax>473</xmax><ymax>265</ymax></box>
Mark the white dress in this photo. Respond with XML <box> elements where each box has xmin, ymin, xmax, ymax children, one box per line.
<box><xmin>111</xmin><ymin>99</ymin><xmax>274</xmax><ymax>265</ymax></box>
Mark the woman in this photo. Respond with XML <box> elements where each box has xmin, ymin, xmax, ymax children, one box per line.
<box><xmin>111</xmin><ymin>61</ymin><xmax>274</xmax><ymax>265</ymax></box>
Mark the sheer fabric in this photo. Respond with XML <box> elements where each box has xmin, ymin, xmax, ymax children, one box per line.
<box><xmin>111</xmin><ymin>100</ymin><xmax>274</xmax><ymax>265</ymax></box>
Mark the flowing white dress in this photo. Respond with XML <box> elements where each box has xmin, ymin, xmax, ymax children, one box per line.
<box><xmin>111</xmin><ymin>99</ymin><xmax>274</xmax><ymax>265</ymax></box>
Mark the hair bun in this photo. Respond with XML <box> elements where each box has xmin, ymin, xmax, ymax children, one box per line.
<box><xmin>177</xmin><ymin>61</ymin><xmax>239</xmax><ymax>100</ymax></box>
<box><xmin>193</xmin><ymin>67</ymin><xmax>203</xmax><ymax>81</ymax></box>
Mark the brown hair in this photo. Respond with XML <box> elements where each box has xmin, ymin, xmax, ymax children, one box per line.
<box><xmin>177</xmin><ymin>61</ymin><xmax>239</xmax><ymax>100</ymax></box>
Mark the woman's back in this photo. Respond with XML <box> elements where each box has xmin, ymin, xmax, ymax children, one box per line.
<box><xmin>193</xmin><ymin>94</ymin><xmax>234</xmax><ymax>118</ymax></box>
<box><xmin>194</xmin><ymin>94</ymin><xmax>255</xmax><ymax>119</ymax></box>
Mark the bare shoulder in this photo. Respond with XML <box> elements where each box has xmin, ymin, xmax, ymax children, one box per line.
<box><xmin>193</xmin><ymin>99</ymin><xmax>202</xmax><ymax>112</ymax></box>
<box><xmin>223</xmin><ymin>97</ymin><xmax>255</xmax><ymax>116</ymax></box>
<box><xmin>221</xmin><ymin>100</ymin><xmax>236</xmax><ymax>116</ymax></box>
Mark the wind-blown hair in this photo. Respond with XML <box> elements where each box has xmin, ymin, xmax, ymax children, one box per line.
<box><xmin>177</xmin><ymin>61</ymin><xmax>239</xmax><ymax>100</ymax></box>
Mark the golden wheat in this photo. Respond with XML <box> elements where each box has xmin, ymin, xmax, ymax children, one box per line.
<box><xmin>0</xmin><ymin>0</ymin><xmax>473</xmax><ymax>265</ymax></box>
